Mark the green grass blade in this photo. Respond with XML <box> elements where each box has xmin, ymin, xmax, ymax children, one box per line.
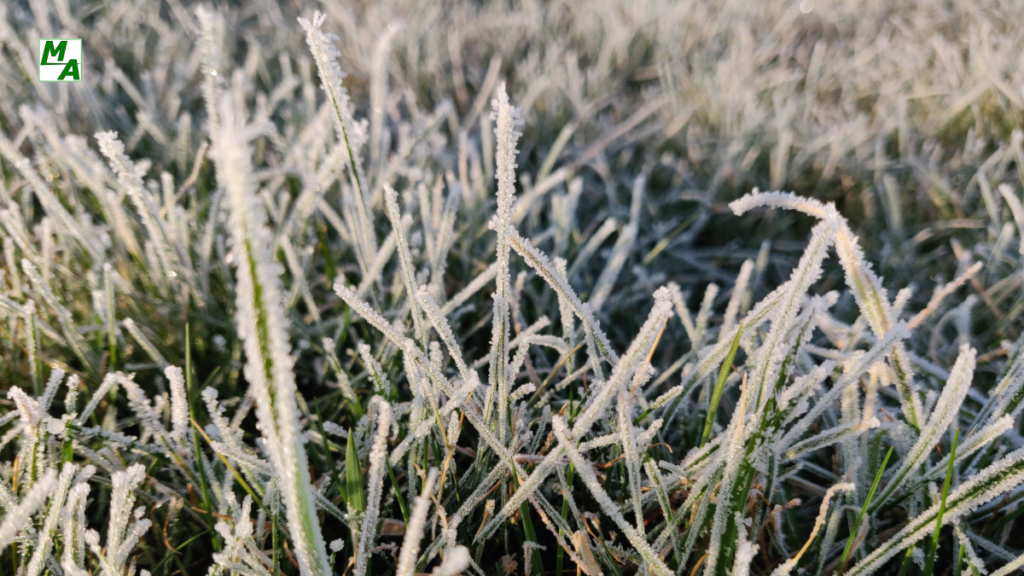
<box><xmin>313</xmin><ymin>402</ymin><xmax>345</xmax><ymax>504</ymax></box>
<box><xmin>838</xmin><ymin>446</ymin><xmax>894</xmax><ymax>573</ymax></box>
<box><xmin>700</xmin><ymin>322</ymin><xmax>742</xmax><ymax>447</ymax></box>
<box><xmin>385</xmin><ymin>457</ymin><xmax>409</xmax><ymax>524</ymax></box>
<box><xmin>924</xmin><ymin>429</ymin><xmax>959</xmax><ymax>576</ymax></box>
<box><xmin>512</xmin><ymin>472</ymin><xmax>544</xmax><ymax>576</ymax></box>
<box><xmin>186</xmin><ymin>323</ymin><xmax>220</xmax><ymax>550</ymax></box>
<box><xmin>346</xmin><ymin>428</ymin><xmax>365</xmax><ymax>513</ymax></box>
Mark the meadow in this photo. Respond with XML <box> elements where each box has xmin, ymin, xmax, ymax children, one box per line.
<box><xmin>1</xmin><ymin>1</ymin><xmax>1024</xmax><ymax>575</ymax></box>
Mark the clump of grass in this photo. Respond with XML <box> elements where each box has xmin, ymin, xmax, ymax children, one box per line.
<box><xmin>3</xmin><ymin>2</ymin><xmax>1024</xmax><ymax>576</ymax></box>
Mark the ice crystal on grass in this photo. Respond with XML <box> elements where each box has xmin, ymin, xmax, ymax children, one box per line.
<box><xmin>3</xmin><ymin>2</ymin><xmax>1024</xmax><ymax>575</ymax></box>
<box><xmin>212</xmin><ymin>96</ymin><xmax>330</xmax><ymax>576</ymax></box>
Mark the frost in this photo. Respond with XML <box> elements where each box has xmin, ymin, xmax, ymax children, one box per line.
<box><xmin>0</xmin><ymin>4</ymin><xmax>1022</xmax><ymax>575</ymax></box>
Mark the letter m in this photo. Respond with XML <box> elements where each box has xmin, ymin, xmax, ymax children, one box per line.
<box><xmin>41</xmin><ymin>40</ymin><xmax>67</xmax><ymax>65</ymax></box>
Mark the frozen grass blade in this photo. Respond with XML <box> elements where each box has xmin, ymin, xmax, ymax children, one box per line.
<box><xmin>353</xmin><ymin>398</ymin><xmax>391</xmax><ymax>576</ymax></box>
<box><xmin>299</xmin><ymin>12</ymin><xmax>376</xmax><ymax>270</ymax></box>
<box><xmin>772</xmin><ymin>482</ymin><xmax>855</xmax><ymax>576</ymax></box>
<box><xmin>552</xmin><ymin>417</ymin><xmax>672</xmax><ymax>576</ymax></box>
<box><xmin>0</xmin><ymin>468</ymin><xmax>57</xmax><ymax>549</ymax></box>
<box><xmin>872</xmin><ymin>345</ymin><xmax>976</xmax><ymax>512</ymax></box>
<box><xmin>489</xmin><ymin>82</ymin><xmax>522</xmax><ymax>448</ymax></box>
<box><xmin>212</xmin><ymin>98</ymin><xmax>330</xmax><ymax>576</ymax></box>
<box><xmin>384</xmin><ymin>186</ymin><xmax>427</xmax><ymax>346</ymax></box>
<box><xmin>848</xmin><ymin>446</ymin><xmax>1024</xmax><ymax>576</ymax></box>
<box><xmin>395</xmin><ymin>468</ymin><xmax>438</xmax><ymax>576</ymax></box>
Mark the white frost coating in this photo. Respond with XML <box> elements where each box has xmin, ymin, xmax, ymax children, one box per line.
<box><xmin>488</xmin><ymin>82</ymin><xmax>523</xmax><ymax>448</ymax></box>
<box><xmin>490</xmin><ymin>85</ymin><xmax>523</xmax><ymax>287</ymax></box>
<box><xmin>166</xmin><ymin>366</ymin><xmax>190</xmax><ymax>445</ymax></box>
<box><xmin>298</xmin><ymin>12</ymin><xmax>376</xmax><ymax>269</ymax></box>
<box><xmin>508</xmin><ymin>229</ymin><xmax>618</xmax><ymax>367</ymax></box>
<box><xmin>355</xmin><ymin>229</ymin><xmax>397</xmax><ymax>298</ymax></box>
<box><xmin>873</xmin><ymin>344</ymin><xmax>976</xmax><ymax>511</ymax></box>
<box><xmin>390</xmin><ymin>376</ymin><xmax>477</xmax><ymax>465</ymax></box>
<box><xmin>694</xmin><ymin>282</ymin><xmax>719</xmax><ymax>345</ymax></box>
<box><xmin>107</xmin><ymin>463</ymin><xmax>147</xmax><ymax>566</ymax></box>
<box><xmin>908</xmin><ymin>262</ymin><xmax>984</xmax><ymax>330</ymax></box>
<box><xmin>113</xmin><ymin>372</ymin><xmax>167</xmax><ymax>441</ymax></box>
<box><xmin>39</xmin><ymin>365</ymin><xmax>65</xmax><ymax>415</ymax></box>
<box><xmin>96</xmin><ymin>131</ymin><xmax>179</xmax><ymax>288</ymax></box>
<box><xmin>922</xmin><ymin>416</ymin><xmax>1012</xmax><ymax>481</ymax></box>
<box><xmin>667</xmin><ymin>281</ymin><xmax>697</xmax><ymax>345</ymax></box>
<box><xmin>473</xmin><ymin>440</ymin><xmax>565</xmax><ymax>542</ymax></box>
<box><xmin>396</xmin><ymin>468</ymin><xmax>438</xmax><ymax>576</ymax></box>
<box><xmin>358</xmin><ymin>343</ymin><xmax>392</xmax><ymax>398</ymax></box>
<box><xmin>417</xmin><ymin>285</ymin><xmax>475</xmax><ymax>383</ymax></box>
<box><xmin>509</xmin><ymin>383</ymin><xmax>536</xmax><ymax>403</ymax></box>
<box><xmin>62</xmin><ymin>481</ymin><xmax>92</xmax><ymax>574</ymax></box>
<box><xmin>0</xmin><ymin>12</ymin><xmax>1022</xmax><ymax>575</ymax></box>
<box><xmin>570</xmin><ymin>286</ymin><xmax>672</xmax><ymax>438</ymax></box>
<box><xmin>322</xmin><ymin>422</ymin><xmax>348</xmax><ymax>438</ymax></box>
<box><xmin>723</xmin><ymin>259</ymin><xmax>754</xmax><ymax>335</ymax></box>
<box><xmin>385</xmin><ymin>187</ymin><xmax>427</xmax><ymax>345</ymax></box>
<box><xmin>212</xmin><ymin>97</ymin><xmax>329</xmax><ymax>576</ymax></box>
<box><xmin>704</xmin><ymin>375</ymin><xmax>749</xmax><ymax>576</ymax></box>
<box><xmin>0</xmin><ymin>468</ymin><xmax>57</xmax><ymax>549</ymax></box>
<box><xmin>122</xmin><ymin>318</ymin><xmax>169</xmax><ymax>368</ymax></box>
<box><xmin>733</xmin><ymin>188</ymin><xmax>924</xmax><ymax>429</ymax></box>
<box><xmin>354</xmin><ymin>397</ymin><xmax>392</xmax><ymax>576</ymax></box>
<box><xmin>323</xmin><ymin>338</ymin><xmax>358</xmax><ymax>404</ymax></box>
<box><xmin>779</xmin><ymin>322</ymin><xmax>910</xmax><ymax>449</ymax></box>
<box><xmin>552</xmin><ymin>417</ymin><xmax>672</xmax><ymax>576</ymax></box>
<box><xmin>25</xmin><ymin>463</ymin><xmax>77</xmax><ymax>576</ymax></box>
<box><xmin>430</xmin><ymin>545</ymin><xmax>471</xmax><ymax>576</ymax></box>
<box><xmin>194</xmin><ymin>6</ymin><xmax>222</xmax><ymax>143</ymax></box>
<box><xmin>849</xmin><ymin>446</ymin><xmax>1024</xmax><ymax>576</ymax></box>
<box><xmin>78</xmin><ymin>374</ymin><xmax>118</xmax><ymax>426</ymax></box>
<box><xmin>617</xmin><ymin>388</ymin><xmax>644</xmax><ymax>534</ymax></box>
<box><xmin>440</xmin><ymin>263</ymin><xmax>498</xmax><ymax>315</ymax></box>
<box><xmin>678</xmin><ymin>279</ymin><xmax>788</xmax><ymax>396</ymax></box>
<box><xmin>749</xmin><ymin>216</ymin><xmax>836</xmax><ymax>418</ymax></box>
<box><xmin>9</xmin><ymin>385</ymin><xmax>43</xmax><ymax>426</ymax></box>
<box><xmin>732</xmin><ymin>540</ymin><xmax>758</xmax><ymax>576</ymax></box>
<box><xmin>770</xmin><ymin>482</ymin><xmax>854</xmax><ymax>576</ymax></box>
<box><xmin>335</xmin><ymin>280</ymin><xmax>408</xmax><ymax>346</ymax></box>
<box><xmin>22</xmin><ymin>259</ymin><xmax>95</xmax><ymax>373</ymax></box>
<box><xmin>954</xmin><ymin>523</ymin><xmax>988</xmax><ymax>576</ymax></box>
<box><xmin>369</xmin><ymin>21</ymin><xmax>403</xmax><ymax>168</ymax></box>
<box><xmin>729</xmin><ymin>188</ymin><xmax>830</xmax><ymax>219</ymax></box>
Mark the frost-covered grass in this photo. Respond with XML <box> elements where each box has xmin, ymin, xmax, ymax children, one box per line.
<box><xmin>2</xmin><ymin>1</ymin><xmax>1024</xmax><ymax>575</ymax></box>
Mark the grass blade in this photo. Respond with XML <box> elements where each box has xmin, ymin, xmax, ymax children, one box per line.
<box><xmin>701</xmin><ymin>322</ymin><xmax>742</xmax><ymax>447</ymax></box>
<box><xmin>838</xmin><ymin>446</ymin><xmax>894</xmax><ymax>574</ymax></box>
<box><xmin>924</xmin><ymin>429</ymin><xmax>960</xmax><ymax>576</ymax></box>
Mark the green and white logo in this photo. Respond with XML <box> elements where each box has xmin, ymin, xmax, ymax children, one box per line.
<box><xmin>38</xmin><ymin>39</ymin><xmax>82</xmax><ymax>82</ymax></box>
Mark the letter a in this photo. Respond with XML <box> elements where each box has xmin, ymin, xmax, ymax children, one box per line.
<box><xmin>58</xmin><ymin>60</ymin><xmax>79</xmax><ymax>81</ymax></box>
